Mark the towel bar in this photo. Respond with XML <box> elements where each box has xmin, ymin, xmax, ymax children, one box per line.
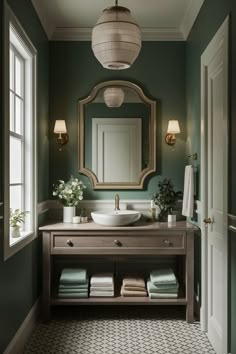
<box><xmin>229</xmin><ymin>225</ymin><xmax>236</xmax><ymax>233</ymax></box>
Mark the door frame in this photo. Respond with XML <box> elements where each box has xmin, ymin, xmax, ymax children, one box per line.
<box><xmin>200</xmin><ymin>16</ymin><xmax>229</xmax><ymax>350</ymax></box>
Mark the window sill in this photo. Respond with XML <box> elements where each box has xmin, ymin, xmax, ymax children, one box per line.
<box><xmin>10</xmin><ymin>230</ymin><xmax>34</xmax><ymax>247</ymax></box>
<box><xmin>4</xmin><ymin>230</ymin><xmax>37</xmax><ymax>260</ymax></box>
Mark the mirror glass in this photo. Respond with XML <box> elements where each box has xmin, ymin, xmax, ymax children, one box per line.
<box><xmin>78</xmin><ymin>80</ymin><xmax>156</xmax><ymax>189</ymax></box>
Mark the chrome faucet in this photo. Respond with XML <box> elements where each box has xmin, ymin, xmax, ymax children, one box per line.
<box><xmin>114</xmin><ymin>194</ymin><xmax>120</xmax><ymax>211</ymax></box>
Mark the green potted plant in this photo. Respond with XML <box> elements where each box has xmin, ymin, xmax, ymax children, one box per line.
<box><xmin>153</xmin><ymin>178</ymin><xmax>182</xmax><ymax>222</ymax></box>
<box><xmin>10</xmin><ymin>209</ymin><xmax>29</xmax><ymax>238</ymax></box>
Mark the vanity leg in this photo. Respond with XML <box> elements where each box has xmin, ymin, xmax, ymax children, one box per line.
<box><xmin>42</xmin><ymin>232</ymin><xmax>51</xmax><ymax>322</ymax></box>
<box><xmin>186</xmin><ymin>231</ymin><xmax>194</xmax><ymax>323</ymax></box>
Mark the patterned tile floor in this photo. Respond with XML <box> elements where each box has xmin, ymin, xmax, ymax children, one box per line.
<box><xmin>24</xmin><ymin>306</ymin><xmax>215</xmax><ymax>354</ymax></box>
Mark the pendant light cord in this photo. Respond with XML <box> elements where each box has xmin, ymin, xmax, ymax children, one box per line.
<box><xmin>115</xmin><ymin>0</ymin><xmax>118</xmax><ymax>6</ymax></box>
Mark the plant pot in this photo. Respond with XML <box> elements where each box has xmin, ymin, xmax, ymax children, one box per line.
<box><xmin>10</xmin><ymin>226</ymin><xmax>21</xmax><ymax>238</ymax></box>
<box><xmin>168</xmin><ymin>214</ymin><xmax>176</xmax><ymax>223</ymax></box>
<box><xmin>63</xmin><ymin>206</ymin><xmax>76</xmax><ymax>223</ymax></box>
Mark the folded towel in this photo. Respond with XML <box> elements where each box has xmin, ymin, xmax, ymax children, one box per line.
<box><xmin>90</xmin><ymin>273</ymin><xmax>114</xmax><ymax>286</ymax></box>
<box><xmin>147</xmin><ymin>280</ymin><xmax>179</xmax><ymax>294</ymax></box>
<box><xmin>90</xmin><ymin>291</ymin><xmax>114</xmax><ymax>297</ymax></box>
<box><xmin>90</xmin><ymin>281</ymin><xmax>114</xmax><ymax>288</ymax></box>
<box><xmin>58</xmin><ymin>287</ymin><xmax>89</xmax><ymax>293</ymax></box>
<box><xmin>121</xmin><ymin>287</ymin><xmax>147</xmax><ymax>297</ymax></box>
<box><xmin>149</xmin><ymin>293</ymin><xmax>178</xmax><ymax>299</ymax></box>
<box><xmin>123</xmin><ymin>286</ymin><xmax>146</xmax><ymax>292</ymax></box>
<box><xmin>58</xmin><ymin>291</ymin><xmax>88</xmax><ymax>298</ymax></box>
<box><xmin>90</xmin><ymin>286</ymin><xmax>114</xmax><ymax>291</ymax></box>
<box><xmin>182</xmin><ymin>165</ymin><xmax>194</xmax><ymax>217</ymax></box>
<box><xmin>122</xmin><ymin>277</ymin><xmax>145</xmax><ymax>288</ymax></box>
<box><xmin>59</xmin><ymin>282</ymin><xmax>89</xmax><ymax>290</ymax></box>
<box><xmin>60</xmin><ymin>268</ymin><xmax>87</xmax><ymax>285</ymax></box>
<box><xmin>150</xmin><ymin>268</ymin><xmax>177</xmax><ymax>285</ymax></box>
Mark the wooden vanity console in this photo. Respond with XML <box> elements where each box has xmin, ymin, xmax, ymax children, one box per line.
<box><xmin>40</xmin><ymin>221</ymin><xmax>196</xmax><ymax>322</ymax></box>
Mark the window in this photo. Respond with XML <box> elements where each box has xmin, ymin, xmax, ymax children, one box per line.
<box><xmin>4</xmin><ymin>7</ymin><xmax>37</xmax><ymax>259</ymax></box>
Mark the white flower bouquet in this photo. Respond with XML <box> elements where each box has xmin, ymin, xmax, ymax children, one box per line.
<box><xmin>53</xmin><ymin>176</ymin><xmax>86</xmax><ymax>206</ymax></box>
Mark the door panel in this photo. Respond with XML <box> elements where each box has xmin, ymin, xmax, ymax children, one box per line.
<box><xmin>207</xmin><ymin>47</ymin><xmax>227</xmax><ymax>354</ymax></box>
<box><xmin>201</xmin><ymin>17</ymin><xmax>228</xmax><ymax>354</ymax></box>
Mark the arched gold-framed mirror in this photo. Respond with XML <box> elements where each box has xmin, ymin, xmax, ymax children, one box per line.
<box><xmin>78</xmin><ymin>80</ymin><xmax>156</xmax><ymax>189</ymax></box>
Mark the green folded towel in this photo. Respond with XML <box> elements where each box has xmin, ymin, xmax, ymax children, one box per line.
<box><xmin>150</xmin><ymin>268</ymin><xmax>177</xmax><ymax>285</ymax></box>
<box><xmin>58</xmin><ymin>287</ymin><xmax>89</xmax><ymax>293</ymax></box>
<box><xmin>59</xmin><ymin>268</ymin><xmax>87</xmax><ymax>285</ymax></box>
<box><xmin>59</xmin><ymin>281</ymin><xmax>89</xmax><ymax>290</ymax></box>
<box><xmin>58</xmin><ymin>291</ymin><xmax>88</xmax><ymax>298</ymax></box>
<box><xmin>147</xmin><ymin>279</ymin><xmax>179</xmax><ymax>293</ymax></box>
<box><xmin>149</xmin><ymin>292</ymin><xmax>178</xmax><ymax>299</ymax></box>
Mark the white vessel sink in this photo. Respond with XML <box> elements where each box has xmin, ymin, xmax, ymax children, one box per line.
<box><xmin>91</xmin><ymin>210</ymin><xmax>141</xmax><ymax>227</ymax></box>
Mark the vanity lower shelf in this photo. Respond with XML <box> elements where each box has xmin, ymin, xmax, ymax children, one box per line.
<box><xmin>50</xmin><ymin>296</ymin><xmax>187</xmax><ymax>306</ymax></box>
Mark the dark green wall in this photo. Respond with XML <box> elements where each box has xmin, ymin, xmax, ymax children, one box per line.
<box><xmin>186</xmin><ymin>0</ymin><xmax>236</xmax><ymax>352</ymax></box>
<box><xmin>0</xmin><ymin>0</ymin><xmax>49</xmax><ymax>352</ymax></box>
<box><xmin>186</xmin><ymin>0</ymin><xmax>231</xmax><ymax>165</ymax></box>
<box><xmin>49</xmin><ymin>41</ymin><xmax>186</xmax><ymax>200</ymax></box>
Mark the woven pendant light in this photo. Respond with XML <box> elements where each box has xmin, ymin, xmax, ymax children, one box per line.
<box><xmin>92</xmin><ymin>0</ymin><xmax>142</xmax><ymax>70</ymax></box>
<box><xmin>104</xmin><ymin>87</ymin><xmax>125</xmax><ymax>107</ymax></box>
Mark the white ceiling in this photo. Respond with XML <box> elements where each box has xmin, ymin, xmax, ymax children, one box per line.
<box><xmin>31</xmin><ymin>0</ymin><xmax>204</xmax><ymax>41</ymax></box>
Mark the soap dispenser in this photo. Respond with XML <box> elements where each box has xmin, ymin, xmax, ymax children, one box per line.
<box><xmin>149</xmin><ymin>200</ymin><xmax>157</xmax><ymax>221</ymax></box>
<box><xmin>80</xmin><ymin>208</ymin><xmax>88</xmax><ymax>223</ymax></box>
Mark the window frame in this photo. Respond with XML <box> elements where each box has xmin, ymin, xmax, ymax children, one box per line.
<box><xmin>9</xmin><ymin>45</ymin><xmax>25</xmax><ymax>217</ymax></box>
<box><xmin>3</xmin><ymin>5</ymin><xmax>38</xmax><ymax>260</ymax></box>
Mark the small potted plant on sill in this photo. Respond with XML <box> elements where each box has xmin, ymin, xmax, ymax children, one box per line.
<box><xmin>53</xmin><ymin>175</ymin><xmax>86</xmax><ymax>223</ymax></box>
<box><xmin>153</xmin><ymin>178</ymin><xmax>182</xmax><ymax>222</ymax></box>
<box><xmin>10</xmin><ymin>209</ymin><xmax>29</xmax><ymax>238</ymax></box>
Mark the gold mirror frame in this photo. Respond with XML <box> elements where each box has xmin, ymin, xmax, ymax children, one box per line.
<box><xmin>78</xmin><ymin>80</ymin><xmax>156</xmax><ymax>189</ymax></box>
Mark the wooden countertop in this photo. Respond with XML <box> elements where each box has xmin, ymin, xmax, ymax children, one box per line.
<box><xmin>39</xmin><ymin>220</ymin><xmax>198</xmax><ymax>232</ymax></box>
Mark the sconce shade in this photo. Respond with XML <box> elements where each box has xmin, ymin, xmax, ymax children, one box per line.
<box><xmin>54</xmin><ymin>120</ymin><xmax>67</xmax><ymax>134</ymax></box>
<box><xmin>92</xmin><ymin>4</ymin><xmax>141</xmax><ymax>70</ymax></box>
<box><xmin>167</xmin><ymin>120</ymin><xmax>180</xmax><ymax>134</ymax></box>
<box><xmin>103</xmin><ymin>87</ymin><xmax>125</xmax><ymax>107</ymax></box>
<box><xmin>165</xmin><ymin>120</ymin><xmax>180</xmax><ymax>146</ymax></box>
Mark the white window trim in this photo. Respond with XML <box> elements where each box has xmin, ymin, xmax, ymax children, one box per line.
<box><xmin>3</xmin><ymin>5</ymin><xmax>38</xmax><ymax>260</ymax></box>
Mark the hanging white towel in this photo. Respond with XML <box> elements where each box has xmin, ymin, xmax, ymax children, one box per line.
<box><xmin>182</xmin><ymin>165</ymin><xmax>194</xmax><ymax>217</ymax></box>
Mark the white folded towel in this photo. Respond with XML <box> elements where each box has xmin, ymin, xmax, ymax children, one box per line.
<box><xmin>90</xmin><ymin>273</ymin><xmax>114</xmax><ymax>286</ymax></box>
<box><xmin>90</xmin><ymin>291</ymin><xmax>114</xmax><ymax>297</ymax></box>
<box><xmin>90</xmin><ymin>283</ymin><xmax>114</xmax><ymax>287</ymax></box>
<box><xmin>90</xmin><ymin>286</ymin><xmax>114</xmax><ymax>291</ymax></box>
<box><xmin>182</xmin><ymin>165</ymin><xmax>194</xmax><ymax>217</ymax></box>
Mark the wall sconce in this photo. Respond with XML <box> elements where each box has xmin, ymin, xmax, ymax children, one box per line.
<box><xmin>165</xmin><ymin>120</ymin><xmax>180</xmax><ymax>146</ymax></box>
<box><xmin>54</xmin><ymin>120</ymin><xmax>69</xmax><ymax>149</ymax></box>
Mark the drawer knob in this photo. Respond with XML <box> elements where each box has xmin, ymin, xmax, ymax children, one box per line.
<box><xmin>114</xmin><ymin>239</ymin><xmax>122</xmax><ymax>247</ymax></box>
<box><xmin>66</xmin><ymin>239</ymin><xmax>74</xmax><ymax>247</ymax></box>
<box><xmin>163</xmin><ymin>239</ymin><xmax>171</xmax><ymax>246</ymax></box>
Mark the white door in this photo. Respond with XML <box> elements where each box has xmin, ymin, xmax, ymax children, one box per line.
<box><xmin>201</xmin><ymin>17</ymin><xmax>228</xmax><ymax>354</ymax></box>
<box><xmin>92</xmin><ymin>118</ymin><xmax>142</xmax><ymax>182</ymax></box>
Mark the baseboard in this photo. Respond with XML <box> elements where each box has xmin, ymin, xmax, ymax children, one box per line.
<box><xmin>4</xmin><ymin>299</ymin><xmax>40</xmax><ymax>354</ymax></box>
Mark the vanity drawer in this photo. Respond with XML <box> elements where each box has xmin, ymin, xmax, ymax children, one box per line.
<box><xmin>51</xmin><ymin>232</ymin><xmax>186</xmax><ymax>255</ymax></box>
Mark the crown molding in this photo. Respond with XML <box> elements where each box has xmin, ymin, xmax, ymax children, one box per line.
<box><xmin>51</xmin><ymin>27</ymin><xmax>185</xmax><ymax>41</ymax></box>
<box><xmin>181</xmin><ymin>0</ymin><xmax>205</xmax><ymax>40</ymax></box>
<box><xmin>31</xmin><ymin>0</ymin><xmax>54</xmax><ymax>38</ymax></box>
<box><xmin>32</xmin><ymin>1</ymin><xmax>205</xmax><ymax>41</ymax></box>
